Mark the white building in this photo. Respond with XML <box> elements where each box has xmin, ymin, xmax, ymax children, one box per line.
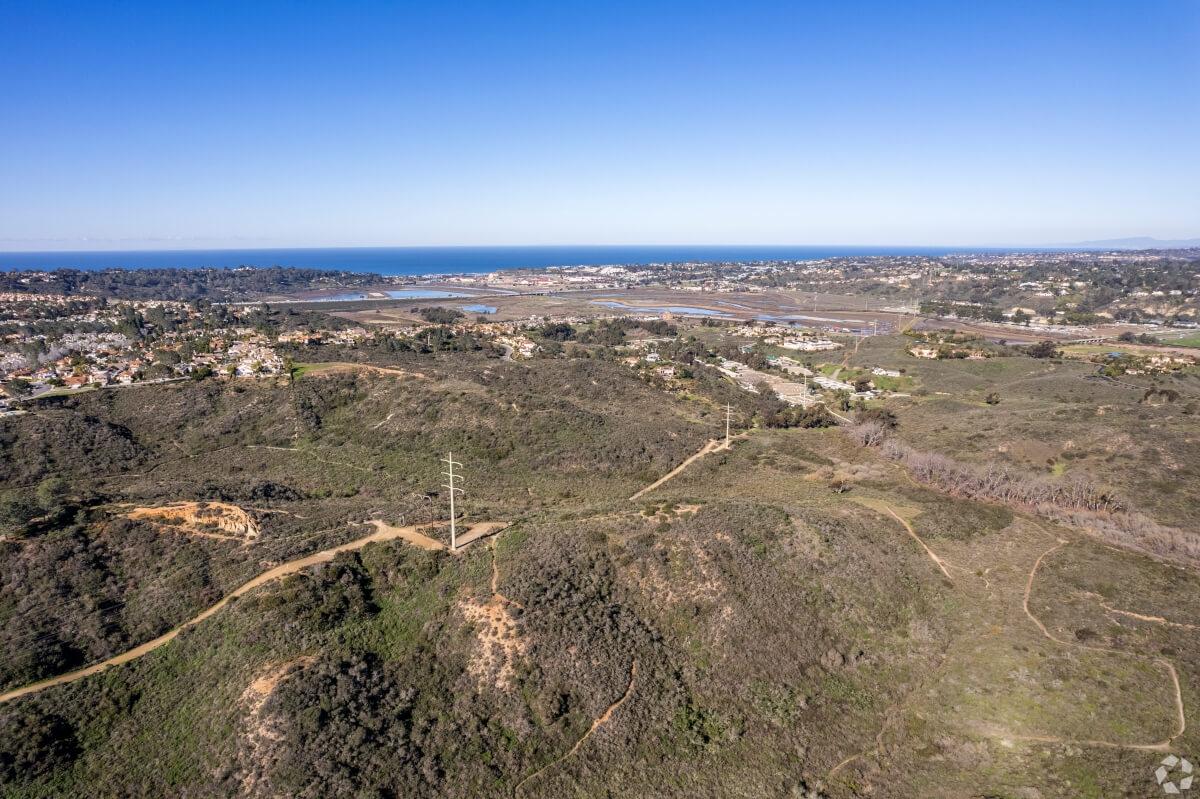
<box><xmin>780</xmin><ymin>338</ymin><xmax>841</xmax><ymax>352</ymax></box>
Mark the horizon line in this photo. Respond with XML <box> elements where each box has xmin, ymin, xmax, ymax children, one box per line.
<box><xmin>2</xmin><ymin>240</ymin><xmax>1198</xmax><ymax>256</ymax></box>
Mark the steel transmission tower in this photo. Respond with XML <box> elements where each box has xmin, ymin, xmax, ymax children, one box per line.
<box><xmin>441</xmin><ymin>452</ymin><xmax>464</xmax><ymax>550</ymax></box>
<box><xmin>725</xmin><ymin>403</ymin><xmax>732</xmax><ymax>445</ymax></box>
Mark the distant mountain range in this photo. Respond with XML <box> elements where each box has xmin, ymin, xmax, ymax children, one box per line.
<box><xmin>1059</xmin><ymin>236</ymin><xmax>1200</xmax><ymax>249</ymax></box>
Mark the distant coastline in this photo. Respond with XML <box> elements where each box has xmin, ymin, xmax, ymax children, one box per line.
<box><xmin>0</xmin><ymin>244</ymin><xmax>1057</xmax><ymax>277</ymax></box>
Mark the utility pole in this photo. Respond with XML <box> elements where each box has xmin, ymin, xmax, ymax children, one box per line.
<box><xmin>725</xmin><ymin>403</ymin><xmax>732</xmax><ymax>445</ymax></box>
<box><xmin>441</xmin><ymin>452</ymin><xmax>463</xmax><ymax>550</ymax></box>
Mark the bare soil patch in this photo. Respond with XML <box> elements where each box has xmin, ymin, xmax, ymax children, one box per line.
<box><xmin>458</xmin><ymin>595</ymin><xmax>527</xmax><ymax>691</ymax></box>
<box><xmin>124</xmin><ymin>501</ymin><xmax>261</xmax><ymax>541</ymax></box>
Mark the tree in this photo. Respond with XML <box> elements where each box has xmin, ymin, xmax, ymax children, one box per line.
<box><xmin>1025</xmin><ymin>340</ymin><xmax>1060</xmax><ymax>359</ymax></box>
<box><xmin>538</xmin><ymin>322</ymin><xmax>576</xmax><ymax>342</ymax></box>
<box><xmin>1011</xmin><ymin>309</ymin><xmax>1031</xmax><ymax>326</ymax></box>
<box><xmin>855</xmin><ymin>407</ymin><xmax>898</xmax><ymax>429</ymax></box>
<box><xmin>35</xmin><ymin>477</ymin><xmax>70</xmax><ymax>515</ymax></box>
<box><xmin>0</xmin><ymin>494</ymin><xmax>40</xmax><ymax>536</ymax></box>
<box><xmin>418</xmin><ymin>307</ymin><xmax>464</xmax><ymax>325</ymax></box>
<box><xmin>154</xmin><ymin>349</ymin><xmax>181</xmax><ymax>366</ymax></box>
<box><xmin>4</xmin><ymin>378</ymin><xmax>32</xmax><ymax>398</ymax></box>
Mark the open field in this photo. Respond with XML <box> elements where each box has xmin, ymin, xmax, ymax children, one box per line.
<box><xmin>1160</xmin><ymin>332</ymin><xmax>1200</xmax><ymax>349</ymax></box>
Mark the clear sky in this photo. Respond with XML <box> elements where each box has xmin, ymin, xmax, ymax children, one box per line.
<box><xmin>1</xmin><ymin>0</ymin><xmax>1197</xmax><ymax>249</ymax></box>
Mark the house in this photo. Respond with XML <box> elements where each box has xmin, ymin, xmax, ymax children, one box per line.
<box><xmin>781</xmin><ymin>338</ymin><xmax>841</xmax><ymax>352</ymax></box>
<box><xmin>812</xmin><ymin>375</ymin><xmax>855</xmax><ymax>392</ymax></box>
<box><xmin>497</xmin><ymin>335</ymin><xmax>537</xmax><ymax>359</ymax></box>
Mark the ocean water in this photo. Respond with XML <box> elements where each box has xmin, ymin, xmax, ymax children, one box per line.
<box><xmin>0</xmin><ymin>245</ymin><xmax>1015</xmax><ymax>276</ymax></box>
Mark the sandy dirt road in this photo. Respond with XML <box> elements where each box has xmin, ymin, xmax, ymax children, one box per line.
<box><xmin>0</xmin><ymin>519</ymin><xmax>505</xmax><ymax>704</ymax></box>
<box><xmin>629</xmin><ymin>438</ymin><xmax>732</xmax><ymax>501</ymax></box>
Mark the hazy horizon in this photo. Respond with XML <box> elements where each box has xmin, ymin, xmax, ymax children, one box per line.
<box><xmin>2</xmin><ymin>236</ymin><xmax>1199</xmax><ymax>256</ymax></box>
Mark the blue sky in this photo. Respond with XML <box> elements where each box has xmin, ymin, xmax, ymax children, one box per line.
<box><xmin>1</xmin><ymin>0</ymin><xmax>1197</xmax><ymax>249</ymax></box>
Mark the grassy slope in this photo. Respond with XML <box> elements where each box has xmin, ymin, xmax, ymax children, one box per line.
<box><xmin>846</xmin><ymin>336</ymin><xmax>1200</xmax><ymax>530</ymax></box>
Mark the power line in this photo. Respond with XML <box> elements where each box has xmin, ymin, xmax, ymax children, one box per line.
<box><xmin>441</xmin><ymin>452</ymin><xmax>463</xmax><ymax>551</ymax></box>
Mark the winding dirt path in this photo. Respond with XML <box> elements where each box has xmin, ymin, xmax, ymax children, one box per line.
<box><xmin>882</xmin><ymin>504</ymin><xmax>954</xmax><ymax>582</ymax></box>
<box><xmin>629</xmin><ymin>438</ymin><xmax>731</xmax><ymax>501</ymax></box>
<box><xmin>0</xmin><ymin>520</ymin><xmax>504</xmax><ymax>704</ymax></box>
<box><xmin>852</xmin><ymin>498</ymin><xmax>954</xmax><ymax>582</ymax></box>
<box><xmin>247</xmin><ymin>444</ymin><xmax>374</xmax><ymax>474</ymax></box>
<box><xmin>829</xmin><ymin>512</ymin><xmax>1189</xmax><ymax>779</ymax></box>
<box><xmin>1098</xmin><ymin>602</ymin><xmax>1200</xmax><ymax>631</ymax></box>
<box><xmin>1016</xmin><ymin>538</ymin><xmax>1187</xmax><ymax>751</ymax></box>
<box><xmin>514</xmin><ymin>659</ymin><xmax>639</xmax><ymax>795</ymax></box>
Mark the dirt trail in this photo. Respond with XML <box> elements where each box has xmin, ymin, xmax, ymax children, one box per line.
<box><xmin>360</xmin><ymin>365</ymin><xmax>425</xmax><ymax>379</ymax></box>
<box><xmin>371</xmin><ymin>411</ymin><xmax>396</xmax><ymax>430</ymax></box>
<box><xmin>302</xmin><ymin>362</ymin><xmax>427</xmax><ymax>380</ymax></box>
<box><xmin>247</xmin><ymin>444</ymin><xmax>374</xmax><ymax>474</ymax></box>
<box><xmin>455</xmin><ymin>521</ymin><xmax>510</xmax><ymax>550</ymax></box>
<box><xmin>629</xmin><ymin>438</ymin><xmax>731</xmax><ymax>501</ymax></box>
<box><xmin>829</xmin><ymin>511</ymin><xmax>1188</xmax><ymax>779</ymax></box>
<box><xmin>460</xmin><ymin>533</ymin><xmax>526</xmax><ymax>691</ymax></box>
<box><xmin>514</xmin><ymin>659</ymin><xmax>639</xmax><ymax>795</ymax></box>
<box><xmin>1017</xmin><ymin>538</ymin><xmax>1187</xmax><ymax>751</ymax></box>
<box><xmin>363</xmin><ymin>519</ymin><xmax>446</xmax><ymax>550</ymax></box>
<box><xmin>883</xmin><ymin>504</ymin><xmax>954</xmax><ymax>582</ymax></box>
<box><xmin>852</xmin><ymin>498</ymin><xmax>954</xmax><ymax>582</ymax></box>
<box><xmin>1098</xmin><ymin>602</ymin><xmax>1200</xmax><ymax>631</ymax></box>
<box><xmin>0</xmin><ymin>519</ymin><xmax>504</xmax><ymax>704</ymax></box>
<box><xmin>490</xmin><ymin>538</ymin><xmax>524</xmax><ymax>609</ymax></box>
